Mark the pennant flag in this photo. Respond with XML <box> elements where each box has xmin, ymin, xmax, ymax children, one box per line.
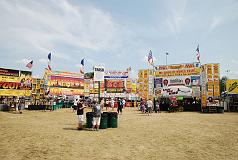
<box><xmin>148</xmin><ymin>50</ymin><xmax>153</xmax><ymax>65</ymax></box>
<box><xmin>48</xmin><ymin>53</ymin><xmax>52</xmax><ymax>71</ymax></box>
<box><xmin>80</xmin><ymin>58</ymin><xmax>84</xmax><ymax>74</ymax></box>
<box><xmin>48</xmin><ymin>53</ymin><xmax>51</xmax><ymax>61</ymax></box>
<box><xmin>196</xmin><ymin>45</ymin><xmax>200</xmax><ymax>62</ymax></box>
<box><xmin>26</xmin><ymin>60</ymin><xmax>33</xmax><ymax>69</ymax></box>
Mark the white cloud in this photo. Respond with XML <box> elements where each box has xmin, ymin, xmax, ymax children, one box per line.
<box><xmin>15</xmin><ymin>58</ymin><xmax>32</xmax><ymax>65</ymax></box>
<box><xmin>39</xmin><ymin>58</ymin><xmax>48</xmax><ymax>64</ymax></box>
<box><xmin>0</xmin><ymin>0</ymin><xmax>119</xmax><ymax>56</ymax></box>
<box><xmin>165</xmin><ymin>0</ymin><xmax>188</xmax><ymax>36</ymax></box>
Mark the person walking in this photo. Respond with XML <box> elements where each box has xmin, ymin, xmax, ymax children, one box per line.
<box><xmin>111</xmin><ymin>98</ymin><xmax>115</xmax><ymax>111</ymax></box>
<box><xmin>147</xmin><ymin>99</ymin><xmax>153</xmax><ymax>115</ymax></box>
<box><xmin>76</xmin><ymin>99</ymin><xmax>86</xmax><ymax>130</ymax></box>
<box><xmin>117</xmin><ymin>99</ymin><xmax>123</xmax><ymax>115</ymax></box>
<box><xmin>92</xmin><ymin>101</ymin><xmax>102</xmax><ymax>131</ymax></box>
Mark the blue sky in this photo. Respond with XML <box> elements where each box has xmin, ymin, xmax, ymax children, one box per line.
<box><xmin>0</xmin><ymin>0</ymin><xmax>238</xmax><ymax>78</ymax></box>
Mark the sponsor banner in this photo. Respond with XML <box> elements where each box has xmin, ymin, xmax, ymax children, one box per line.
<box><xmin>155</xmin><ymin>68</ymin><xmax>200</xmax><ymax>77</ymax></box>
<box><xmin>191</xmin><ymin>76</ymin><xmax>200</xmax><ymax>86</ymax></box>
<box><xmin>202</xmin><ymin>94</ymin><xmax>207</xmax><ymax>108</ymax></box>
<box><xmin>50</xmin><ymin>71</ymin><xmax>84</xmax><ymax>78</ymax></box>
<box><xmin>162</xmin><ymin>76</ymin><xmax>191</xmax><ymax>87</ymax></box>
<box><xmin>0</xmin><ymin>82</ymin><xmax>21</xmax><ymax>90</ymax></box>
<box><xmin>161</xmin><ymin>86</ymin><xmax>193</xmax><ymax>97</ymax></box>
<box><xmin>213</xmin><ymin>64</ymin><xmax>219</xmax><ymax>75</ymax></box>
<box><xmin>49</xmin><ymin>88</ymin><xmax>84</xmax><ymax>96</ymax></box>
<box><xmin>94</xmin><ymin>66</ymin><xmax>105</xmax><ymax>81</ymax></box>
<box><xmin>104</xmin><ymin>70</ymin><xmax>128</xmax><ymax>79</ymax></box>
<box><xmin>49</xmin><ymin>76</ymin><xmax>84</xmax><ymax>89</ymax></box>
<box><xmin>105</xmin><ymin>80</ymin><xmax>124</xmax><ymax>88</ymax></box>
<box><xmin>157</xmin><ymin>63</ymin><xmax>200</xmax><ymax>70</ymax></box>
<box><xmin>131</xmin><ymin>84</ymin><xmax>137</xmax><ymax>94</ymax></box>
<box><xmin>0</xmin><ymin>81</ymin><xmax>32</xmax><ymax>90</ymax></box>
<box><xmin>0</xmin><ymin>76</ymin><xmax>19</xmax><ymax>82</ymax></box>
<box><xmin>154</xmin><ymin>78</ymin><xmax>163</xmax><ymax>88</ymax></box>
<box><xmin>155</xmin><ymin>63</ymin><xmax>200</xmax><ymax>77</ymax></box>
<box><xmin>206</xmin><ymin>64</ymin><xmax>213</xmax><ymax>75</ymax></box>
<box><xmin>0</xmin><ymin>68</ymin><xmax>19</xmax><ymax>77</ymax></box>
<box><xmin>226</xmin><ymin>79</ymin><xmax>238</xmax><ymax>94</ymax></box>
<box><xmin>0</xmin><ymin>89</ymin><xmax>31</xmax><ymax>96</ymax></box>
<box><xmin>19</xmin><ymin>71</ymin><xmax>32</xmax><ymax>90</ymax></box>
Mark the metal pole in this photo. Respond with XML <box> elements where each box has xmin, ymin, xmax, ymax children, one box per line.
<box><xmin>165</xmin><ymin>52</ymin><xmax>169</xmax><ymax>65</ymax></box>
<box><xmin>98</xmin><ymin>81</ymin><xmax>100</xmax><ymax>103</ymax></box>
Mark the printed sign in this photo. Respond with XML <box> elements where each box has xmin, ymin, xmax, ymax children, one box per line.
<box><xmin>104</xmin><ymin>70</ymin><xmax>128</xmax><ymax>79</ymax></box>
<box><xmin>226</xmin><ymin>79</ymin><xmax>238</xmax><ymax>94</ymax></box>
<box><xmin>94</xmin><ymin>66</ymin><xmax>105</xmax><ymax>81</ymax></box>
<box><xmin>0</xmin><ymin>68</ymin><xmax>19</xmax><ymax>77</ymax></box>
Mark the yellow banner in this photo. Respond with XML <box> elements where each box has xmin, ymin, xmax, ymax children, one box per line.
<box><xmin>0</xmin><ymin>89</ymin><xmax>31</xmax><ymax>96</ymax></box>
<box><xmin>155</xmin><ymin>68</ymin><xmax>200</xmax><ymax>77</ymax></box>
<box><xmin>50</xmin><ymin>88</ymin><xmax>84</xmax><ymax>95</ymax></box>
<box><xmin>226</xmin><ymin>79</ymin><xmax>238</xmax><ymax>94</ymax></box>
<box><xmin>0</xmin><ymin>76</ymin><xmax>19</xmax><ymax>82</ymax></box>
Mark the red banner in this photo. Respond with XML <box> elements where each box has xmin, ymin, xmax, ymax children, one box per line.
<box><xmin>106</xmin><ymin>80</ymin><xmax>124</xmax><ymax>88</ymax></box>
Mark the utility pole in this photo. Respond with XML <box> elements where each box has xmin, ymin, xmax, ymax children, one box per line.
<box><xmin>165</xmin><ymin>52</ymin><xmax>169</xmax><ymax>66</ymax></box>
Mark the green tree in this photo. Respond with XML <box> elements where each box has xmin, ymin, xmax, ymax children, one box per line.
<box><xmin>220</xmin><ymin>76</ymin><xmax>228</xmax><ymax>94</ymax></box>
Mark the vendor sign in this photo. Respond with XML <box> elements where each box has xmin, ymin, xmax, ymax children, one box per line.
<box><xmin>104</xmin><ymin>70</ymin><xmax>128</xmax><ymax>79</ymax></box>
<box><xmin>94</xmin><ymin>66</ymin><xmax>105</xmax><ymax>81</ymax></box>
<box><xmin>0</xmin><ymin>68</ymin><xmax>19</xmax><ymax>77</ymax></box>
<box><xmin>226</xmin><ymin>79</ymin><xmax>238</xmax><ymax>94</ymax></box>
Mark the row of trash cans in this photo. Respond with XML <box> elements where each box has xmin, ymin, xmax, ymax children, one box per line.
<box><xmin>86</xmin><ymin>112</ymin><xmax>118</xmax><ymax>129</ymax></box>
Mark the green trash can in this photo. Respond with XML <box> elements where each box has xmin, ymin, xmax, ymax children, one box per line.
<box><xmin>100</xmin><ymin>112</ymin><xmax>108</xmax><ymax>129</ymax></box>
<box><xmin>108</xmin><ymin>112</ymin><xmax>118</xmax><ymax>128</ymax></box>
<box><xmin>86</xmin><ymin>112</ymin><xmax>94</xmax><ymax>128</ymax></box>
<box><xmin>217</xmin><ymin>106</ymin><xmax>224</xmax><ymax>113</ymax></box>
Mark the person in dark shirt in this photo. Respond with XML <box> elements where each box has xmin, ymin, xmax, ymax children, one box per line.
<box><xmin>76</xmin><ymin>99</ymin><xmax>86</xmax><ymax>130</ymax></box>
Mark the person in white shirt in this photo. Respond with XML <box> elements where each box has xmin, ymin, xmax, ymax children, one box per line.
<box><xmin>111</xmin><ymin>98</ymin><xmax>115</xmax><ymax>111</ymax></box>
<box><xmin>147</xmin><ymin>99</ymin><xmax>153</xmax><ymax>115</ymax></box>
<box><xmin>73</xmin><ymin>99</ymin><xmax>79</xmax><ymax>112</ymax></box>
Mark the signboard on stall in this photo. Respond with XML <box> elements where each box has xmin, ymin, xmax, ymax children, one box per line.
<box><xmin>0</xmin><ymin>68</ymin><xmax>19</xmax><ymax>77</ymax></box>
<box><xmin>105</xmin><ymin>80</ymin><xmax>124</xmax><ymax>88</ymax></box>
<box><xmin>162</xmin><ymin>76</ymin><xmax>192</xmax><ymax>87</ymax></box>
<box><xmin>94</xmin><ymin>66</ymin><xmax>105</xmax><ymax>81</ymax></box>
<box><xmin>104</xmin><ymin>70</ymin><xmax>128</xmax><ymax>79</ymax></box>
<box><xmin>226</xmin><ymin>79</ymin><xmax>238</xmax><ymax>94</ymax></box>
<box><xmin>155</xmin><ymin>63</ymin><xmax>200</xmax><ymax>77</ymax></box>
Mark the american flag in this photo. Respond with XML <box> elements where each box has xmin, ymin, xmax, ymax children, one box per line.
<box><xmin>148</xmin><ymin>50</ymin><xmax>153</xmax><ymax>65</ymax></box>
<box><xmin>196</xmin><ymin>45</ymin><xmax>200</xmax><ymax>62</ymax></box>
<box><xmin>26</xmin><ymin>60</ymin><xmax>33</xmax><ymax>69</ymax></box>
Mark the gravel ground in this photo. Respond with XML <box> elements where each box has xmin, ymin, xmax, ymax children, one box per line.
<box><xmin>0</xmin><ymin>108</ymin><xmax>238</xmax><ymax>160</ymax></box>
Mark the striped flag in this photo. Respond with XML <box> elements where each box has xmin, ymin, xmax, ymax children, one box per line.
<box><xmin>26</xmin><ymin>60</ymin><xmax>33</xmax><ymax>69</ymax></box>
<box><xmin>148</xmin><ymin>50</ymin><xmax>153</xmax><ymax>65</ymax></box>
<box><xmin>48</xmin><ymin>53</ymin><xmax>51</xmax><ymax>71</ymax></box>
<box><xmin>196</xmin><ymin>45</ymin><xmax>200</xmax><ymax>63</ymax></box>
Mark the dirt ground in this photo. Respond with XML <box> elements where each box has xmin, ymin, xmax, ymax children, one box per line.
<box><xmin>0</xmin><ymin>108</ymin><xmax>238</xmax><ymax>160</ymax></box>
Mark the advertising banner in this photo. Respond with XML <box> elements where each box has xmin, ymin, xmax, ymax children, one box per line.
<box><xmin>49</xmin><ymin>88</ymin><xmax>84</xmax><ymax>96</ymax></box>
<box><xmin>161</xmin><ymin>86</ymin><xmax>193</xmax><ymax>97</ymax></box>
<box><xmin>0</xmin><ymin>76</ymin><xmax>19</xmax><ymax>82</ymax></box>
<box><xmin>162</xmin><ymin>76</ymin><xmax>191</xmax><ymax>87</ymax></box>
<box><xmin>94</xmin><ymin>66</ymin><xmax>105</xmax><ymax>81</ymax></box>
<box><xmin>104</xmin><ymin>70</ymin><xmax>128</xmax><ymax>79</ymax></box>
<box><xmin>49</xmin><ymin>76</ymin><xmax>84</xmax><ymax>89</ymax></box>
<box><xmin>19</xmin><ymin>71</ymin><xmax>32</xmax><ymax>90</ymax></box>
<box><xmin>191</xmin><ymin>76</ymin><xmax>200</xmax><ymax>86</ymax></box>
<box><xmin>155</xmin><ymin>63</ymin><xmax>200</xmax><ymax>77</ymax></box>
<box><xmin>105</xmin><ymin>80</ymin><xmax>124</xmax><ymax>88</ymax></box>
<box><xmin>226</xmin><ymin>79</ymin><xmax>238</xmax><ymax>94</ymax></box>
<box><xmin>154</xmin><ymin>78</ymin><xmax>162</xmax><ymax>88</ymax></box>
<box><xmin>0</xmin><ymin>89</ymin><xmax>31</xmax><ymax>96</ymax></box>
<box><xmin>0</xmin><ymin>68</ymin><xmax>19</xmax><ymax>77</ymax></box>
